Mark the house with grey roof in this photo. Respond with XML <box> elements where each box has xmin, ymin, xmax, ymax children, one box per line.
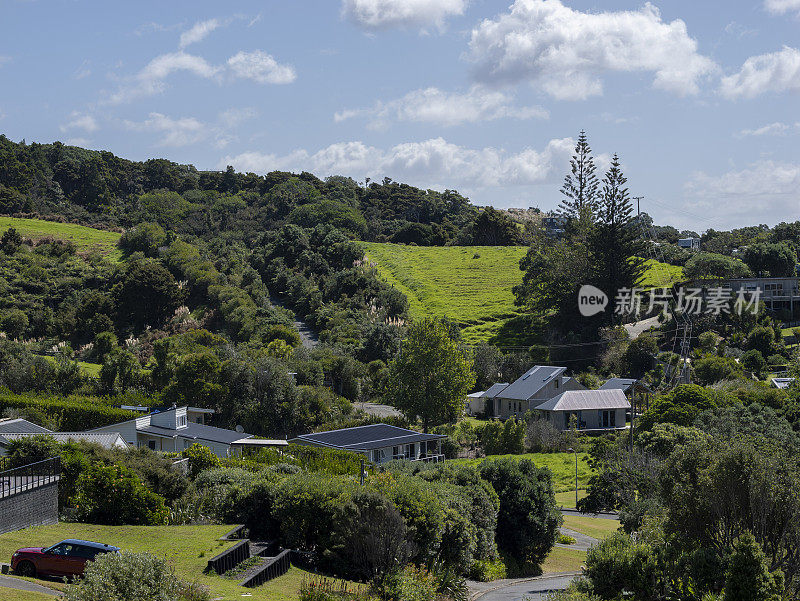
<box><xmin>599</xmin><ymin>377</ymin><xmax>652</xmax><ymax>413</ymax></box>
<box><xmin>89</xmin><ymin>406</ymin><xmax>261</xmax><ymax>458</ymax></box>
<box><xmin>290</xmin><ymin>424</ymin><xmax>446</xmax><ymax>464</ymax></box>
<box><xmin>0</xmin><ymin>418</ymin><xmax>53</xmax><ymax>435</ymax></box>
<box><xmin>486</xmin><ymin>366</ymin><xmax>586</xmax><ymax>420</ymax></box>
<box><xmin>0</xmin><ymin>431</ymin><xmax>128</xmax><ymax>455</ymax></box>
<box><xmin>534</xmin><ymin>389</ymin><xmax>630</xmax><ymax>431</ymax></box>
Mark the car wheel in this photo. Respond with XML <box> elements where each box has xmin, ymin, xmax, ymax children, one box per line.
<box><xmin>15</xmin><ymin>561</ymin><xmax>36</xmax><ymax>578</ymax></box>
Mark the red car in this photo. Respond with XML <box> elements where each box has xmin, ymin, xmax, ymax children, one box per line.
<box><xmin>11</xmin><ymin>539</ymin><xmax>120</xmax><ymax>578</ymax></box>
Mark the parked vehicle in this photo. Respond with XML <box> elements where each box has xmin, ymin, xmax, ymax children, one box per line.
<box><xmin>11</xmin><ymin>539</ymin><xmax>120</xmax><ymax>578</ymax></box>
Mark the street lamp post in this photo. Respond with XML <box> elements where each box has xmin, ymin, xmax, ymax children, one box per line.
<box><xmin>567</xmin><ymin>447</ymin><xmax>578</xmax><ymax>508</ymax></box>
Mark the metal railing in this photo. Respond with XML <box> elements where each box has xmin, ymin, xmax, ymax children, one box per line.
<box><xmin>412</xmin><ymin>454</ymin><xmax>444</xmax><ymax>463</ymax></box>
<box><xmin>0</xmin><ymin>456</ymin><xmax>61</xmax><ymax>499</ymax></box>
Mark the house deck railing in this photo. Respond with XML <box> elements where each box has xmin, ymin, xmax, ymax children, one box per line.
<box><xmin>0</xmin><ymin>456</ymin><xmax>61</xmax><ymax>499</ymax></box>
<box><xmin>412</xmin><ymin>454</ymin><xmax>444</xmax><ymax>463</ymax></box>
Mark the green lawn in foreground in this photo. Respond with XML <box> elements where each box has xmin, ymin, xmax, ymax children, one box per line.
<box><xmin>452</xmin><ymin>452</ymin><xmax>593</xmax><ymax>493</ymax></box>
<box><xmin>541</xmin><ymin>546</ymin><xmax>587</xmax><ymax>574</ymax></box>
<box><xmin>562</xmin><ymin>515</ymin><xmax>621</xmax><ymax>540</ymax></box>
<box><xmin>362</xmin><ymin>243</ymin><xmax>528</xmax><ymax>344</ymax></box>
<box><xmin>0</xmin><ymin>523</ymin><xmax>335</xmax><ymax>600</ymax></box>
<box><xmin>0</xmin><ymin>217</ymin><xmax>122</xmax><ymax>262</ymax></box>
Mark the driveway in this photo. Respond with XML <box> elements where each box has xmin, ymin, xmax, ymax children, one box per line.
<box><xmin>0</xmin><ymin>573</ymin><xmax>58</xmax><ymax>596</ymax></box>
<box><xmin>471</xmin><ymin>573</ymin><xmax>578</xmax><ymax>601</ymax></box>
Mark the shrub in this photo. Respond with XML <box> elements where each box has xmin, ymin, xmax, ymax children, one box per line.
<box><xmin>479</xmin><ymin>457</ymin><xmax>561</xmax><ymax>570</ymax></box>
<box><xmin>0</xmin><ymin>391</ymin><xmax>139</xmax><ymax>430</ymax></box>
<box><xmin>379</xmin><ymin>565</ymin><xmax>438</xmax><ymax>601</ymax></box>
<box><xmin>64</xmin><ymin>552</ymin><xmax>197</xmax><ymax>601</ymax></box>
<box><xmin>558</xmin><ymin>534</ymin><xmax>577</xmax><ymax>545</ymax></box>
<box><xmin>468</xmin><ymin>558</ymin><xmax>507</xmax><ymax>582</ymax></box>
<box><xmin>741</xmin><ymin>350</ymin><xmax>766</xmax><ymax>375</ymax></box>
<box><xmin>181</xmin><ymin>443</ymin><xmax>221</xmax><ymax>478</ymax></box>
<box><xmin>74</xmin><ymin>463</ymin><xmax>169</xmax><ymax>525</ymax></box>
<box><xmin>5</xmin><ymin>434</ymin><xmax>60</xmax><ymax>468</ymax></box>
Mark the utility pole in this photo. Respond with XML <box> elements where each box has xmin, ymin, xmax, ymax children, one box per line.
<box><xmin>632</xmin><ymin>196</ymin><xmax>644</xmax><ymax>218</ymax></box>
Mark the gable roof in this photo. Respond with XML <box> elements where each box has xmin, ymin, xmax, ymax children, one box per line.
<box><xmin>771</xmin><ymin>377</ymin><xmax>795</xmax><ymax>390</ymax></box>
<box><xmin>137</xmin><ymin>422</ymin><xmax>253</xmax><ymax>445</ymax></box>
<box><xmin>483</xmin><ymin>383</ymin><xmax>510</xmax><ymax>398</ymax></box>
<box><xmin>496</xmin><ymin>366</ymin><xmax>566</xmax><ymax>401</ymax></box>
<box><xmin>290</xmin><ymin>424</ymin><xmax>445</xmax><ymax>452</ymax></box>
<box><xmin>535</xmin><ymin>389</ymin><xmax>630</xmax><ymax>412</ymax></box>
<box><xmin>599</xmin><ymin>378</ymin><xmax>651</xmax><ymax>393</ymax></box>
<box><xmin>0</xmin><ymin>431</ymin><xmax>128</xmax><ymax>450</ymax></box>
<box><xmin>0</xmin><ymin>418</ymin><xmax>52</xmax><ymax>434</ymax></box>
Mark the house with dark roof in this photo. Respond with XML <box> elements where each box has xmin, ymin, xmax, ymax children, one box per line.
<box><xmin>89</xmin><ymin>406</ymin><xmax>261</xmax><ymax>457</ymax></box>
<box><xmin>290</xmin><ymin>424</ymin><xmax>447</xmax><ymax>464</ymax></box>
<box><xmin>534</xmin><ymin>389</ymin><xmax>630</xmax><ymax>431</ymax></box>
<box><xmin>0</xmin><ymin>418</ymin><xmax>53</xmax><ymax>435</ymax></box>
<box><xmin>482</xmin><ymin>366</ymin><xmax>586</xmax><ymax>420</ymax></box>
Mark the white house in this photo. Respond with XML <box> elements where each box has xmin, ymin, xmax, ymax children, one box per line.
<box><xmin>290</xmin><ymin>424</ymin><xmax>446</xmax><ymax>465</ymax></box>
<box><xmin>534</xmin><ymin>389</ymin><xmax>630</xmax><ymax>431</ymax></box>
<box><xmin>89</xmin><ymin>406</ymin><xmax>256</xmax><ymax>457</ymax></box>
<box><xmin>678</xmin><ymin>237</ymin><xmax>700</xmax><ymax>250</ymax></box>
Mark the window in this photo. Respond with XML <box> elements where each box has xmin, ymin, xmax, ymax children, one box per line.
<box><xmin>148</xmin><ymin>440</ymin><xmax>156</xmax><ymax>450</ymax></box>
<box><xmin>177</xmin><ymin>415</ymin><xmax>187</xmax><ymax>427</ymax></box>
<box><xmin>555</xmin><ymin>379</ymin><xmax>559</xmax><ymax>389</ymax></box>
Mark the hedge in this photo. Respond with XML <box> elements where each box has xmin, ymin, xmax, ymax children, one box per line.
<box><xmin>0</xmin><ymin>390</ymin><xmax>139</xmax><ymax>430</ymax></box>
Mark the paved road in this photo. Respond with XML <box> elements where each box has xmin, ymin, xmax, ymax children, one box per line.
<box><xmin>623</xmin><ymin>316</ymin><xmax>660</xmax><ymax>339</ymax></box>
<box><xmin>561</xmin><ymin>508</ymin><xmax>620</xmax><ymax>520</ymax></box>
<box><xmin>472</xmin><ymin>574</ymin><xmax>577</xmax><ymax>601</ymax></box>
<box><xmin>0</xmin><ymin>574</ymin><xmax>57</xmax><ymax>596</ymax></box>
<box><xmin>556</xmin><ymin>527</ymin><xmax>596</xmax><ymax>552</ymax></box>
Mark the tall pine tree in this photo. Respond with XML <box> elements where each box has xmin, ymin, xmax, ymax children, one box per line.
<box><xmin>558</xmin><ymin>131</ymin><xmax>599</xmax><ymax>222</ymax></box>
<box><xmin>591</xmin><ymin>154</ymin><xmax>645</xmax><ymax>323</ymax></box>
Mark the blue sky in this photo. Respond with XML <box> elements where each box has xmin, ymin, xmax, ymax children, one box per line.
<box><xmin>1</xmin><ymin>0</ymin><xmax>799</xmax><ymax>230</ymax></box>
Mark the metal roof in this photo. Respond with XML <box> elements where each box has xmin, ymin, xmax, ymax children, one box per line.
<box><xmin>599</xmin><ymin>378</ymin><xmax>651</xmax><ymax>393</ymax></box>
<box><xmin>483</xmin><ymin>383</ymin><xmax>510</xmax><ymax>398</ymax></box>
<box><xmin>0</xmin><ymin>432</ymin><xmax>128</xmax><ymax>450</ymax></box>
<box><xmin>290</xmin><ymin>424</ymin><xmax>446</xmax><ymax>452</ymax></box>
<box><xmin>0</xmin><ymin>418</ymin><xmax>52</xmax><ymax>434</ymax></box>
<box><xmin>137</xmin><ymin>422</ymin><xmax>253</xmax><ymax>445</ymax></box>
<box><xmin>535</xmin><ymin>389</ymin><xmax>630</xmax><ymax>412</ymax></box>
<box><xmin>771</xmin><ymin>377</ymin><xmax>795</xmax><ymax>389</ymax></box>
<box><xmin>495</xmin><ymin>366</ymin><xmax>566</xmax><ymax>401</ymax></box>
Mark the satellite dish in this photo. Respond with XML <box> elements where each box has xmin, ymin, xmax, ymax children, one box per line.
<box><xmin>235</xmin><ymin>425</ymin><xmax>244</xmax><ymax>433</ymax></box>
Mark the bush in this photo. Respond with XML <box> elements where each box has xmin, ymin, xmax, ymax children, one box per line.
<box><xmin>64</xmin><ymin>552</ymin><xmax>205</xmax><ymax>601</ymax></box>
<box><xmin>468</xmin><ymin>558</ymin><xmax>507</xmax><ymax>582</ymax></box>
<box><xmin>181</xmin><ymin>443</ymin><xmax>221</xmax><ymax>478</ymax></box>
<box><xmin>0</xmin><ymin>391</ymin><xmax>139</xmax><ymax>430</ymax></box>
<box><xmin>5</xmin><ymin>434</ymin><xmax>60</xmax><ymax>468</ymax></box>
<box><xmin>476</xmin><ymin>418</ymin><xmax>524</xmax><ymax>455</ymax></box>
<box><xmin>379</xmin><ymin>566</ymin><xmax>438</xmax><ymax>601</ymax></box>
<box><xmin>478</xmin><ymin>458</ymin><xmax>561</xmax><ymax>569</ymax></box>
<box><xmin>741</xmin><ymin>350</ymin><xmax>766</xmax><ymax>375</ymax></box>
<box><xmin>74</xmin><ymin>463</ymin><xmax>169</xmax><ymax>525</ymax></box>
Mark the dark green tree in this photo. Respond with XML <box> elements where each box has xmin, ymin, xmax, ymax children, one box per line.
<box><xmin>471</xmin><ymin>207</ymin><xmax>521</xmax><ymax>246</ymax></box>
<box><xmin>590</xmin><ymin>154</ymin><xmax>645</xmax><ymax>323</ymax></box>
<box><xmin>558</xmin><ymin>131</ymin><xmax>599</xmax><ymax>222</ymax></box>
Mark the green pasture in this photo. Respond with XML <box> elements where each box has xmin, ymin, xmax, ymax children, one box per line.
<box><xmin>0</xmin><ymin>217</ymin><xmax>122</xmax><ymax>261</ymax></box>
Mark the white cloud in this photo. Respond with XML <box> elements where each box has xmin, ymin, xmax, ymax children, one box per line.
<box><xmin>125</xmin><ymin>112</ymin><xmax>206</xmax><ymax>147</ymax></box>
<box><xmin>342</xmin><ymin>0</ymin><xmax>467</xmax><ymax>30</ymax></box>
<box><xmin>720</xmin><ymin>46</ymin><xmax>800</xmax><ymax>99</ymax></box>
<box><xmin>65</xmin><ymin>137</ymin><xmax>92</xmax><ymax>147</ymax></box>
<box><xmin>60</xmin><ymin>112</ymin><xmax>99</xmax><ymax>133</ymax></box>
<box><xmin>468</xmin><ymin>0</ymin><xmax>715</xmax><ymax>100</ymax></box>
<box><xmin>108</xmin><ymin>51</ymin><xmax>220</xmax><ymax>104</ymax></box>
<box><xmin>227</xmin><ymin>50</ymin><xmax>296</xmax><ymax>84</ymax></box>
<box><xmin>765</xmin><ymin>0</ymin><xmax>800</xmax><ymax>15</ymax></box>
<box><xmin>335</xmin><ymin>86</ymin><xmax>548</xmax><ymax>128</ymax></box>
<box><xmin>219</xmin><ymin>137</ymin><xmax>574</xmax><ymax>190</ymax></box>
<box><xmin>737</xmin><ymin>122</ymin><xmax>800</xmax><ymax>137</ymax></box>
<box><xmin>124</xmin><ymin>108</ymin><xmax>257</xmax><ymax>148</ymax></box>
<box><xmin>179</xmin><ymin>19</ymin><xmax>220</xmax><ymax>48</ymax></box>
<box><xmin>685</xmin><ymin>160</ymin><xmax>800</xmax><ymax>227</ymax></box>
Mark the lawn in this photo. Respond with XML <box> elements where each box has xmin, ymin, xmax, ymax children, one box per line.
<box><xmin>561</xmin><ymin>515</ymin><xmax>621</xmax><ymax>540</ymax></box>
<box><xmin>555</xmin><ymin>489</ymin><xmax>587</xmax><ymax>509</ymax></box>
<box><xmin>362</xmin><ymin>243</ymin><xmax>528</xmax><ymax>344</ymax></box>
<box><xmin>39</xmin><ymin>356</ymin><xmax>102</xmax><ymax>378</ymax></box>
<box><xmin>0</xmin><ymin>217</ymin><xmax>122</xmax><ymax>262</ymax></box>
<box><xmin>540</xmin><ymin>546</ymin><xmax>586</xmax><ymax>573</ymax></box>
<box><xmin>637</xmin><ymin>258</ymin><xmax>684</xmax><ymax>289</ymax></box>
<box><xmin>0</xmin><ymin>523</ymin><xmax>338</xmax><ymax>601</ymax></box>
<box><xmin>452</xmin><ymin>452</ymin><xmax>593</xmax><ymax>493</ymax></box>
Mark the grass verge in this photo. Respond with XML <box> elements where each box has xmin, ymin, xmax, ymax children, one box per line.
<box><xmin>452</xmin><ymin>452</ymin><xmax>593</xmax><ymax>492</ymax></box>
<box><xmin>561</xmin><ymin>515</ymin><xmax>620</xmax><ymax>540</ymax></box>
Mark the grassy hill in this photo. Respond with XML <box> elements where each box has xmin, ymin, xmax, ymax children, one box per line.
<box><xmin>362</xmin><ymin>243</ymin><xmax>683</xmax><ymax>344</ymax></box>
<box><xmin>0</xmin><ymin>216</ymin><xmax>122</xmax><ymax>261</ymax></box>
<box><xmin>362</xmin><ymin>243</ymin><xmax>528</xmax><ymax>344</ymax></box>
